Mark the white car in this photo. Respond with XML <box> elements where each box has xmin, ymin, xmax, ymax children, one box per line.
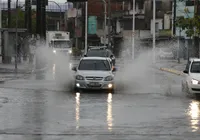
<box><xmin>182</xmin><ymin>58</ymin><xmax>200</xmax><ymax>96</ymax></box>
<box><xmin>72</xmin><ymin>57</ymin><xmax>116</xmax><ymax>92</ymax></box>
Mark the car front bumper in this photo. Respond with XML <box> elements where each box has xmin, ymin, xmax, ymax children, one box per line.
<box><xmin>188</xmin><ymin>84</ymin><xmax>200</xmax><ymax>94</ymax></box>
<box><xmin>75</xmin><ymin>80</ymin><xmax>114</xmax><ymax>90</ymax></box>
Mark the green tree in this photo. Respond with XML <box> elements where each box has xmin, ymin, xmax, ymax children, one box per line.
<box><xmin>175</xmin><ymin>0</ymin><xmax>200</xmax><ymax>37</ymax></box>
<box><xmin>2</xmin><ymin>9</ymin><xmax>37</xmax><ymax>34</ymax></box>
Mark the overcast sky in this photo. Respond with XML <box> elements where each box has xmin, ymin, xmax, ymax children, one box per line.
<box><xmin>1</xmin><ymin>0</ymin><xmax>68</xmax><ymax>3</ymax></box>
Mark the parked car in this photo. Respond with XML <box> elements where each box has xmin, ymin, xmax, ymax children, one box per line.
<box><xmin>182</xmin><ymin>58</ymin><xmax>200</xmax><ymax>96</ymax></box>
<box><xmin>71</xmin><ymin>57</ymin><xmax>116</xmax><ymax>92</ymax></box>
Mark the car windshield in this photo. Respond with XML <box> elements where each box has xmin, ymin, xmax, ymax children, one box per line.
<box><xmin>190</xmin><ymin>62</ymin><xmax>200</xmax><ymax>73</ymax></box>
<box><xmin>78</xmin><ymin>59</ymin><xmax>111</xmax><ymax>71</ymax></box>
<box><xmin>87</xmin><ymin>50</ymin><xmax>108</xmax><ymax>57</ymax></box>
<box><xmin>52</xmin><ymin>40</ymin><xmax>70</xmax><ymax>48</ymax></box>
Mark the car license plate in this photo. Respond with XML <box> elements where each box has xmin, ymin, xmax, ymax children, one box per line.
<box><xmin>89</xmin><ymin>82</ymin><xmax>100</xmax><ymax>86</ymax></box>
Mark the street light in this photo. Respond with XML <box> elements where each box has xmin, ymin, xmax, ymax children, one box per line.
<box><xmin>48</xmin><ymin>1</ymin><xmax>62</xmax><ymax>31</ymax></box>
<box><xmin>101</xmin><ymin>0</ymin><xmax>107</xmax><ymax>46</ymax></box>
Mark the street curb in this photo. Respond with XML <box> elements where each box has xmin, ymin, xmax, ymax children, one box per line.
<box><xmin>160</xmin><ymin>67</ymin><xmax>185</xmax><ymax>76</ymax></box>
<box><xmin>0</xmin><ymin>66</ymin><xmax>49</xmax><ymax>84</ymax></box>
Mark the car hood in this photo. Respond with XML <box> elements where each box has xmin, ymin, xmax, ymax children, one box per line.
<box><xmin>190</xmin><ymin>73</ymin><xmax>200</xmax><ymax>80</ymax></box>
<box><xmin>77</xmin><ymin>70</ymin><xmax>113</xmax><ymax>77</ymax></box>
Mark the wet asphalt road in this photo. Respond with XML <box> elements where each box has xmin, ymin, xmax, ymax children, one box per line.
<box><xmin>0</xmin><ymin>63</ymin><xmax>200</xmax><ymax>139</ymax></box>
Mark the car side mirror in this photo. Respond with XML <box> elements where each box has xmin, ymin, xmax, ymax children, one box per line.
<box><xmin>112</xmin><ymin>67</ymin><xmax>117</xmax><ymax>72</ymax></box>
<box><xmin>110</xmin><ymin>55</ymin><xmax>114</xmax><ymax>58</ymax></box>
<box><xmin>72</xmin><ymin>66</ymin><xmax>77</xmax><ymax>71</ymax></box>
<box><xmin>183</xmin><ymin>70</ymin><xmax>188</xmax><ymax>74</ymax></box>
<box><xmin>84</xmin><ymin>54</ymin><xmax>87</xmax><ymax>57</ymax></box>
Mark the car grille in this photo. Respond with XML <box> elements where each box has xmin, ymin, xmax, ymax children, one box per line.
<box><xmin>87</xmin><ymin>84</ymin><xmax>102</xmax><ymax>87</ymax></box>
<box><xmin>86</xmin><ymin>76</ymin><xmax>103</xmax><ymax>81</ymax></box>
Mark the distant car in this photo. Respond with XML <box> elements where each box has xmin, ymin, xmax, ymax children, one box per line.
<box><xmin>88</xmin><ymin>46</ymin><xmax>107</xmax><ymax>50</ymax></box>
<box><xmin>85</xmin><ymin>49</ymin><xmax>116</xmax><ymax>66</ymax></box>
<box><xmin>72</xmin><ymin>57</ymin><xmax>116</xmax><ymax>92</ymax></box>
<box><xmin>182</xmin><ymin>58</ymin><xmax>200</xmax><ymax>96</ymax></box>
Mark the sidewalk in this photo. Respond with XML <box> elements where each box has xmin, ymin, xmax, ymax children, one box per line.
<box><xmin>154</xmin><ymin>59</ymin><xmax>187</xmax><ymax>76</ymax></box>
<box><xmin>0</xmin><ymin>57</ymin><xmax>34</xmax><ymax>74</ymax></box>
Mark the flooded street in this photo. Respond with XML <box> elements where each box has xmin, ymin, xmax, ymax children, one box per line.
<box><xmin>0</xmin><ymin>61</ymin><xmax>199</xmax><ymax>140</ymax></box>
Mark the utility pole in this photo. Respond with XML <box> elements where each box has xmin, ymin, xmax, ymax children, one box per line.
<box><xmin>15</xmin><ymin>0</ymin><xmax>19</xmax><ymax>73</ymax></box>
<box><xmin>108</xmin><ymin>0</ymin><xmax>111</xmax><ymax>49</ymax></box>
<box><xmin>84</xmin><ymin>1</ymin><xmax>88</xmax><ymax>54</ymax></box>
<box><xmin>75</xmin><ymin>2</ymin><xmax>78</xmax><ymax>48</ymax></box>
<box><xmin>194</xmin><ymin>0</ymin><xmax>200</xmax><ymax>58</ymax></box>
<box><xmin>152</xmin><ymin>0</ymin><xmax>156</xmax><ymax>63</ymax></box>
<box><xmin>173</xmin><ymin>0</ymin><xmax>176</xmax><ymax>35</ymax></box>
<box><xmin>177</xmin><ymin>29</ymin><xmax>181</xmax><ymax>63</ymax></box>
<box><xmin>25</xmin><ymin>0</ymin><xmax>28</xmax><ymax>30</ymax></box>
<box><xmin>41</xmin><ymin>0</ymin><xmax>46</xmax><ymax>39</ymax></box>
<box><xmin>8</xmin><ymin>0</ymin><xmax>11</xmax><ymax>28</ymax></box>
<box><xmin>36</xmin><ymin>0</ymin><xmax>41</xmax><ymax>36</ymax></box>
<box><xmin>102</xmin><ymin>0</ymin><xmax>107</xmax><ymax>46</ymax></box>
<box><xmin>28</xmin><ymin>0</ymin><xmax>32</xmax><ymax>34</ymax></box>
<box><xmin>132</xmin><ymin>0</ymin><xmax>135</xmax><ymax>60</ymax></box>
<box><xmin>25</xmin><ymin>0</ymin><xmax>32</xmax><ymax>34</ymax></box>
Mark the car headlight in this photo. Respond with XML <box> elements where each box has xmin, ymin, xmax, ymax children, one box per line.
<box><xmin>104</xmin><ymin>76</ymin><xmax>113</xmax><ymax>81</ymax></box>
<box><xmin>76</xmin><ymin>75</ymin><xmax>84</xmax><ymax>80</ymax></box>
<box><xmin>53</xmin><ymin>50</ymin><xmax>56</xmax><ymax>54</ymax></box>
<box><xmin>191</xmin><ymin>79</ymin><xmax>199</xmax><ymax>85</ymax></box>
<box><xmin>69</xmin><ymin>50</ymin><xmax>72</xmax><ymax>54</ymax></box>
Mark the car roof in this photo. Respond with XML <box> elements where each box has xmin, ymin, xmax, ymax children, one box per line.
<box><xmin>88</xmin><ymin>49</ymin><xmax>108</xmax><ymax>51</ymax></box>
<box><xmin>192</xmin><ymin>58</ymin><xmax>200</xmax><ymax>62</ymax></box>
<box><xmin>80</xmin><ymin>57</ymin><xmax>109</xmax><ymax>61</ymax></box>
<box><xmin>88</xmin><ymin>46</ymin><xmax>107</xmax><ymax>50</ymax></box>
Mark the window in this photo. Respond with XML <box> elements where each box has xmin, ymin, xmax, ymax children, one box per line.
<box><xmin>97</xmin><ymin>20</ymin><xmax>103</xmax><ymax>29</ymax></box>
<box><xmin>123</xmin><ymin>20</ymin><xmax>132</xmax><ymax>30</ymax></box>
<box><xmin>51</xmin><ymin>41</ymin><xmax>70</xmax><ymax>48</ymax></box>
<box><xmin>186</xmin><ymin>1</ymin><xmax>194</xmax><ymax>6</ymax></box>
<box><xmin>155</xmin><ymin>22</ymin><xmax>159</xmax><ymax>33</ymax></box>
<box><xmin>78</xmin><ymin>60</ymin><xmax>111</xmax><ymax>71</ymax></box>
<box><xmin>138</xmin><ymin>0</ymin><xmax>144</xmax><ymax>9</ymax></box>
<box><xmin>190</xmin><ymin>62</ymin><xmax>200</xmax><ymax>73</ymax></box>
<box><xmin>151</xmin><ymin>1</ymin><xmax>162</xmax><ymax>11</ymax></box>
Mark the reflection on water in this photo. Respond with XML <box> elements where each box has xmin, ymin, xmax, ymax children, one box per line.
<box><xmin>107</xmin><ymin>93</ymin><xmax>113</xmax><ymax>131</ymax></box>
<box><xmin>188</xmin><ymin>100</ymin><xmax>200</xmax><ymax>132</ymax></box>
<box><xmin>52</xmin><ymin>64</ymin><xmax>56</xmax><ymax>80</ymax></box>
<box><xmin>75</xmin><ymin>92</ymin><xmax>80</xmax><ymax>130</ymax></box>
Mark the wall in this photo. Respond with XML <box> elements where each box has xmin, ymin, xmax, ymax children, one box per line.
<box><xmin>122</xmin><ymin>30</ymin><xmax>151</xmax><ymax>39</ymax></box>
<box><xmin>150</xmin><ymin>19</ymin><xmax>163</xmax><ymax>34</ymax></box>
<box><xmin>164</xmin><ymin>14</ymin><xmax>171</xmax><ymax>29</ymax></box>
<box><xmin>175</xmin><ymin>0</ymin><xmax>194</xmax><ymax>37</ymax></box>
<box><xmin>88</xmin><ymin>0</ymin><xmax>129</xmax><ymax>17</ymax></box>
